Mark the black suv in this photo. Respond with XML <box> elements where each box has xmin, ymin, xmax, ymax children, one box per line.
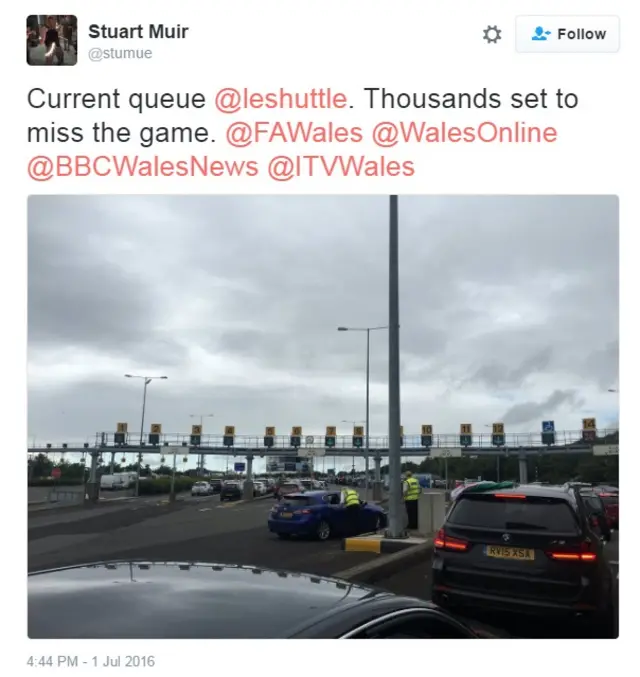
<box><xmin>432</xmin><ymin>484</ymin><xmax>615</xmax><ymax>636</ymax></box>
<box><xmin>220</xmin><ymin>481</ymin><xmax>243</xmax><ymax>501</ymax></box>
<box><xmin>209</xmin><ymin>479</ymin><xmax>223</xmax><ymax>494</ymax></box>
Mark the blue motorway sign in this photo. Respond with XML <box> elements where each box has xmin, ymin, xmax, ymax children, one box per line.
<box><xmin>233</xmin><ymin>462</ymin><xmax>246</xmax><ymax>472</ymax></box>
<box><xmin>542</xmin><ymin>421</ymin><xmax>555</xmax><ymax>432</ymax></box>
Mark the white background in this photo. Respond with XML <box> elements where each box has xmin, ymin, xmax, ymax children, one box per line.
<box><xmin>4</xmin><ymin>0</ymin><xmax>638</xmax><ymax>671</ymax></box>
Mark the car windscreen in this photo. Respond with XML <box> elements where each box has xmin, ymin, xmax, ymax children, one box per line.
<box><xmin>280</xmin><ymin>484</ymin><xmax>300</xmax><ymax>492</ymax></box>
<box><xmin>448</xmin><ymin>496</ymin><xmax>579</xmax><ymax>533</ymax></box>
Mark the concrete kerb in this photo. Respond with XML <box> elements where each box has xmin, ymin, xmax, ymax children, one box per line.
<box><xmin>335</xmin><ymin>540</ymin><xmax>434</xmax><ymax>585</ymax></box>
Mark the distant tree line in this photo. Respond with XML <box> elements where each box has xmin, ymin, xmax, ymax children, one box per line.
<box><xmin>380</xmin><ymin>431</ymin><xmax>619</xmax><ymax>485</ymax></box>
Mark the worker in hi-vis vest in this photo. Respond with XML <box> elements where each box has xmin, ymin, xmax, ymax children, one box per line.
<box><xmin>340</xmin><ymin>485</ymin><xmax>361</xmax><ymax>536</ymax></box>
<box><xmin>403</xmin><ymin>471</ymin><xmax>421</xmax><ymax>530</ymax></box>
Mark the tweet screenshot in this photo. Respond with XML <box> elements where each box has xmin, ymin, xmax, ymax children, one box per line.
<box><xmin>7</xmin><ymin>0</ymin><xmax>635</xmax><ymax>669</ymax></box>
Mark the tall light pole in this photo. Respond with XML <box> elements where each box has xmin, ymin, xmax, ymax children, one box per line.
<box><xmin>125</xmin><ymin>374</ymin><xmax>168</xmax><ymax>496</ymax></box>
<box><xmin>190</xmin><ymin>413</ymin><xmax>214</xmax><ymax>474</ymax></box>
<box><xmin>387</xmin><ymin>195</ymin><xmax>404</xmax><ymax>538</ymax></box>
<box><xmin>338</xmin><ymin>326</ymin><xmax>388</xmax><ymax>498</ymax></box>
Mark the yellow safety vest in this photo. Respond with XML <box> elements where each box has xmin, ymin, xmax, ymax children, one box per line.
<box><xmin>405</xmin><ymin>477</ymin><xmax>421</xmax><ymax>501</ymax></box>
<box><xmin>343</xmin><ymin>489</ymin><xmax>360</xmax><ymax>507</ymax></box>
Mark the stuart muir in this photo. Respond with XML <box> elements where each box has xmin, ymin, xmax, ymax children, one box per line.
<box><xmin>88</xmin><ymin>24</ymin><xmax>190</xmax><ymax>39</ymax></box>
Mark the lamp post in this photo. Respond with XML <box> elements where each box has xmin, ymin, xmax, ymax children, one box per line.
<box><xmin>125</xmin><ymin>374</ymin><xmax>168</xmax><ymax>496</ymax></box>
<box><xmin>387</xmin><ymin>195</ymin><xmax>403</xmax><ymax>538</ymax></box>
<box><xmin>338</xmin><ymin>326</ymin><xmax>388</xmax><ymax>499</ymax></box>
<box><xmin>190</xmin><ymin>413</ymin><xmax>214</xmax><ymax>474</ymax></box>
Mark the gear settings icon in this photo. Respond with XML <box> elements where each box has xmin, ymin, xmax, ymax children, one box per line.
<box><xmin>483</xmin><ymin>25</ymin><xmax>502</xmax><ymax>44</ymax></box>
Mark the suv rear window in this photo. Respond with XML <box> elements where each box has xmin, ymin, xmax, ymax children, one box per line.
<box><xmin>449</xmin><ymin>496</ymin><xmax>579</xmax><ymax>533</ymax></box>
<box><xmin>600</xmin><ymin>496</ymin><xmax>618</xmax><ymax>505</ymax></box>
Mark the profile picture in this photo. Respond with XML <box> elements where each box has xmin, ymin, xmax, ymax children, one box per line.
<box><xmin>26</xmin><ymin>15</ymin><xmax>77</xmax><ymax>65</ymax></box>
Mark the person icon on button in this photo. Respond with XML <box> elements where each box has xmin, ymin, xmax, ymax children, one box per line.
<box><xmin>532</xmin><ymin>26</ymin><xmax>552</xmax><ymax>41</ymax></box>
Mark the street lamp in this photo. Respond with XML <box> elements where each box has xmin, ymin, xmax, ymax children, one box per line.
<box><xmin>125</xmin><ymin>374</ymin><xmax>168</xmax><ymax>496</ymax></box>
<box><xmin>190</xmin><ymin>413</ymin><xmax>214</xmax><ymax>474</ymax></box>
<box><xmin>338</xmin><ymin>324</ymin><xmax>389</xmax><ymax>499</ymax></box>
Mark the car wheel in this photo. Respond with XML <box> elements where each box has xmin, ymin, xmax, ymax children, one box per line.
<box><xmin>317</xmin><ymin>520</ymin><xmax>331</xmax><ymax>541</ymax></box>
<box><xmin>277</xmin><ymin>533</ymin><xmax>291</xmax><ymax>540</ymax></box>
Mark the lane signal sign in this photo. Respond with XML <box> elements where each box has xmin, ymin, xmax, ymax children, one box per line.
<box><xmin>264</xmin><ymin>426</ymin><xmax>275</xmax><ymax>448</ymax></box>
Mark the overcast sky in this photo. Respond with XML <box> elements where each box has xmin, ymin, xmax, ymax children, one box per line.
<box><xmin>28</xmin><ymin>195</ymin><xmax>619</xmax><ymax>470</ymax></box>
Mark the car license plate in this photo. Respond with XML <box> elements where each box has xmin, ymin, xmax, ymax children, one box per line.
<box><xmin>485</xmin><ymin>546</ymin><xmax>534</xmax><ymax>561</ymax></box>
<box><xmin>280</xmin><ymin>512</ymin><xmax>292</xmax><ymax>518</ymax></box>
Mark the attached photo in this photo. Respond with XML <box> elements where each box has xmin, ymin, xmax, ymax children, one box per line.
<box><xmin>27</xmin><ymin>195</ymin><xmax>619</xmax><ymax>639</ymax></box>
<box><xmin>26</xmin><ymin>14</ymin><xmax>77</xmax><ymax>65</ymax></box>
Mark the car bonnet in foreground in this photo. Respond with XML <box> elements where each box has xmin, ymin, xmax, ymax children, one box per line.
<box><xmin>28</xmin><ymin>561</ymin><xmax>387</xmax><ymax>639</ymax></box>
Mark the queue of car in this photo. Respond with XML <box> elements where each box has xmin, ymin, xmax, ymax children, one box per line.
<box><xmin>192</xmin><ymin>475</ymin><xmax>328</xmax><ymax>501</ymax></box>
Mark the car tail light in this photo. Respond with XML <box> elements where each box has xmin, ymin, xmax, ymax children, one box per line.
<box><xmin>493</xmin><ymin>493</ymin><xmax>526</xmax><ymax>499</ymax></box>
<box><xmin>434</xmin><ymin>528</ymin><xmax>468</xmax><ymax>552</ymax></box>
<box><xmin>546</xmin><ymin>540</ymin><xmax>597</xmax><ymax>562</ymax></box>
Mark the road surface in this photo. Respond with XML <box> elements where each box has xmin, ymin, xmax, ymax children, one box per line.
<box><xmin>28</xmin><ymin>493</ymin><xmax>378</xmax><ymax>576</ymax></box>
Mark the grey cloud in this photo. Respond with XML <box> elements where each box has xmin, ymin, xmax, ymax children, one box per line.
<box><xmin>581</xmin><ymin>340</ymin><xmax>619</xmax><ymax>390</ymax></box>
<box><xmin>28</xmin><ymin>195</ymin><xmax>619</xmax><ymax>442</ymax></box>
<box><xmin>501</xmin><ymin>389</ymin><xmax>585</xmax><ymax>426</ymax></box>
<box><xmin>466</xmin><ymin>347</ymin><xmax>554</xmax><ymax>390</ymax></box>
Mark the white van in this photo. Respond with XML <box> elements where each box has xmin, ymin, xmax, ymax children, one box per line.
<box><xmin>100</xmin><ymin>474</ymin><xmax>125</xmax><ymax>490</ymax></box>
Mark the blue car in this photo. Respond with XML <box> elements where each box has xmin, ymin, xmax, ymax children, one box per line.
<box><xmin>268</xmin><ymin>490</ymin><xmax>387</xmax><ymax>541</ymax></box>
